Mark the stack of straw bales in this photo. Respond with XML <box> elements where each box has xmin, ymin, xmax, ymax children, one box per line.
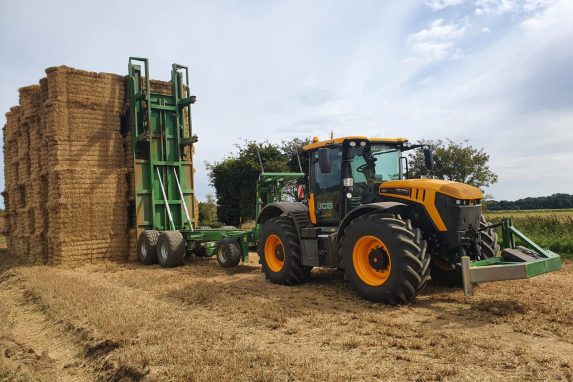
<box><xmin>2</xmin><ymin>66</ymin><xmax>195</xmax><ymax>265</ymax></box>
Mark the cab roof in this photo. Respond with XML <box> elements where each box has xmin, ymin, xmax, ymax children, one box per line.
<box><xmin>302</xmin><ymin>136</ymin><xmax>408</xmax><ymax>151</ymax></box>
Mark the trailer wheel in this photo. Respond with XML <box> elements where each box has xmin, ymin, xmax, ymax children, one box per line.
<box><xmin>258</xmin><ymin>217</ymin><xmax>311</xmax><ymax>285</ymax></box>
<box><xmin>340</xmin><ymin>213</ymin><xmax>430</xmax><ymax>304</ymax></box>
<box><xmin>157</xmin><ymin>231</ymin><xmax>186</xmax><ymax>268</ymax></box>
<box><xmin>216</xmin><ymin>238</ymin><xmax>241</xmax><ymax>268</ymax></box>
<box><xmin>137</xmin><ymin>230</ymin><xmax>160</xmax><ymax>265</ymax></box>
<box><xmin>430</xmin><ymin>216</ymin><xmax>500</xmax><ymax>286</ymax></box>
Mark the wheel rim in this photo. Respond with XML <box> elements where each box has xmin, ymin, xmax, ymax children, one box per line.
<box><xmin>264</xmin><ymin>234</ymin><xmax>285</xmax><ymax>272</ymax></box>
<box><xmin>159</xmin><ymin>241</ymin><xmax>168</xmax><ymax>263</ymax></box>
<box><xmin>219</xmin><ymin>246</ymin><xmax>228</xmax><ymax>262</ymax></box>
<box><xmin>139</xmin><ymin>240</ymin><xmax>147</xmax><ymax>259</ymax></box>
<box><xmin>352</xmin><ymin>235</ymin><xmax>391</xmax><ymax>286</ymax></box>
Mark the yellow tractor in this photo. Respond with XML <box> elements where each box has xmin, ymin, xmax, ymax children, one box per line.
<box><xmin>256</xmin><ymin>136</ymin><xmax>561</xmax><ymax>303</ymax></box>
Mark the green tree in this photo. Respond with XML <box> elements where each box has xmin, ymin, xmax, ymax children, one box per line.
<box><xmin>198</xmin><ymin>194</ymin><xmax>218</xmax><ymax>227</ymax></box>
<box><xmin>207</xmin><ymin>138</ymin><xmax>311</xmax><ymax>225</ymax></box>
<box><xmin>408</xmin><ymin>139</ymin><xmax>498</xmax><ymax>190</ymax></box>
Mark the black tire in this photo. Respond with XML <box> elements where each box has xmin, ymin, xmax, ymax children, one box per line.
<box><xmin>137</xmin><ymin>230</ymin><xmax>159</xmax><ymax>265</ymax></box>
<box><xmin>156</xmin><ymin>231</ymin><xmax>186</xmax><ymax>268</ymax></box>
<box><xmin>258</xmin><ymin>217</ymin><xmax>312</xmax><ymax>285</ymax></box>
<box><xmin>478</xmin><ymin>215</ymin><xmax>500</xmax><ymax>259</ymax></box>
<box><xmin>216</xmin><ymin>238</ymin><xmax>242</xmax><ymax>268</ymax></box>
<box><xmin>339</xmin><ymin>213</ymin><xmax>430</xmax><ymax>304</ymax></box>
<box><xmin>430</xmin><ymin>216</ymin><xmax>500</xmax><ymax>286</ymax></box>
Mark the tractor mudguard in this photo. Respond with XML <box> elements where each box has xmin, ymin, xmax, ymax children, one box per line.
<box><xmin>257</xmin><ymin>202</ymin><xmax>308</xmax><ymax>225</ymax></box>
<box><xmin>338</xmin><ymin>201</ymin><xmax>408</xmax><ymax>238</ymax></box>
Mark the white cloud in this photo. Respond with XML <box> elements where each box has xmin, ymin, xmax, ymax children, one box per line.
<box><xmin>523</xmin><ymin>0</ymin><xmax>556</xmax><ymax>12</ymax></box>
<box><xmin>426</xmin><ymin>0</ymin><xmax>466</xmax><ymax>11</ymax></box>
<box><xmin>521</xmin><ymin>0</ymin><xmax>570</xmax><ymax>30</ymax></box>
<box><xmin>408</xmin><ymin>19</ymin><xmax>467</xmax><ymax>62</ymax></box>
<box><xmin>475</xmin><ymin>0</ymin><xmax>518</xmax><ymax>15</ymax></box>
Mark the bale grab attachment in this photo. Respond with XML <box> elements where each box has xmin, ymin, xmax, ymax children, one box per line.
<box><xmin>461</xmin><ymin>218</ymin><xmax>562</xmax><ymax>295</ymax></box>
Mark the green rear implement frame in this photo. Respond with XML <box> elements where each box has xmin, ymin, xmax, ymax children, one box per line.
<box><xmin>462</xmin><ymin>218</ymin><xmax>562</xmax><ymax>295</ymax></box>
<box><xmin>127</xmin><ymin>57</ymin><xmax>302</xmax><ymax>266</ymax></box>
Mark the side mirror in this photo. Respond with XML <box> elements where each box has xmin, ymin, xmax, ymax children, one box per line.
<box><xmin>423</xmin><ymin>148</ymin><xmax>434</xmax><ymax>171</ymax></box>
<box><xmin>318</xmin><ymin>148</ymin><xmax>332</xmax><ymax>173</ymax></box>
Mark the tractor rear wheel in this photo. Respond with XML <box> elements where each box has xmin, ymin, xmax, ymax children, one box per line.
<box><xmin>258</xmin><ymin>217</ymin><xmax>312</xmax><ymax>285</ymax></box>
<box><xmin>157</xmin><ymin>231</ymin><xmax>186</xmax><ymax>268</ymax></box>
<box><xmin>340</xmin><ymin>213</ymin><xmax>430</xmax><ymax>304</ymax></box>
<box><xmin>216</xmin><ymin>238</ymin><xmax>242</xmax><ymax>268</ymax></box>
<box><xmin>137</xmin><ymin>230</ymin><xmax>159</xmax><ymax>265</ymax></box>
<box><xmin>430</xmin><ymin>216</ymin><xmax>500</xmax><ymax>286</ymax></box>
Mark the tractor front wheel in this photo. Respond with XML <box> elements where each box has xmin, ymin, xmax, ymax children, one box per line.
<box><xmin>340</xmin><ymin>213</ymin><xmax>430</xmax><ymax>304</ymax></box>
<box><xmin>157</xmin><ymin>231</ymin><xmax>186</xmax><ymax>268</ymax></box>
<box><xmin>258</xmin><ymin>217</ymin><xmax>312</xmax><ymax>285</ymax></box>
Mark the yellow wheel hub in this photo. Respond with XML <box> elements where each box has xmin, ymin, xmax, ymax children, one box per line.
<box><xmin>264</xmin><ymin>234</ymin><xmax>285</xmax><ymax>272</ymax></box>
<box><xmin>352</xmin><ymin>235</ymin><xmax>392</xmax><ymax>286</ymax></box>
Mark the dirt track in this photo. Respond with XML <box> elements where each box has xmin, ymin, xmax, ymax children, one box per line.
<box><xmin>0</xmin><ymin>250</ymin><xmax>571</xmax><ymax>381</ymax></box>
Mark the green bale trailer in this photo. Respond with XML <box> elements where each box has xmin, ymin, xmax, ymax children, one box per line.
<box><xmin>127</xmin><ymin>57</ymin><xmax>301</xmax><ymax>268</ymax></box>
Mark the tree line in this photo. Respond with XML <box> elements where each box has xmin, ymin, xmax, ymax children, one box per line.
<box><xmin>487</xmin><ymin>194</ymin><xmax>573</xmax><ymax>211</ymax></box>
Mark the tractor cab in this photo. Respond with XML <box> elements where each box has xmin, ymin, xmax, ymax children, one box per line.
<box><xmin>302</xmin><ymin>136</ymin><xmax>430</xmax><ymax>226</ymax></box>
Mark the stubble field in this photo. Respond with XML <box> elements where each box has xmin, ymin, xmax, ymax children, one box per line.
<box><xmin>0</xmin><ymin>249</ymin><xmax>571</xmax><ymax>382</ymax></box>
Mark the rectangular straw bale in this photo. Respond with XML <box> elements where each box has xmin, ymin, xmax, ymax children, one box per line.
<box><xmin>47</xmin><ymin>235</ymin><xmax>129</xmax><ymax>265</ymax></box>
<box><xmin>0</xmin><ymin>214</ymin><xmax>6</xmax><ymax>235</ymax></box>
<box><xmin>28</xmin><ymin>117</ymin><xmax>43</xmax><ymax>177</ymax></box>
<box><xmin>44</xmin><ymin>138</ymin><xmax>126</xmax><ymax>170</ymax></box>
<box><xmin>41</xmin><ymin>101</ymin><xmax>124</xmax><ymax>139</ymax></box>
<box><xmin>4</xmin><ymin>106</ymin><xmax>20</xmax><ymax>144</ymax></box>
<box><xmin>18</xmin><ymin>85</ymin><xmax>42</xmax><ymax>122</ymax></box>
<box><xmin>47</xmin><ymin>201</ymin><xmax>128</xmax><ymax>238</ymax></box>
<box><xmin>3</xmin><ymin>65</ymin><xmax>184</xmax><ymax>265</ymax></box>
<box><xmin>9</xmin><ymin>236</ymin><xmax>30</xmax><ymax>262</ymax></box>
<box><xmin>47</xmin><ymin>168</ymin><xmax>128</xmax><ymax>204</ymax></box>
<box><xmin>29</xmin><ymin>232</ymin><xmax>48</xmax><ymax>264</ymax></box>
<box><xmin>44</xmin><ymin>66</ymin><xmax>125</xmax><ymax>111</ymax></box>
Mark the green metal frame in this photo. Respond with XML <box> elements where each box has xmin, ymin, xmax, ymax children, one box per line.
<box><xmin>128</xmin><ymin>58</ymin><xmax>195</xmax><ymax>236</ymax></box>
<box><xmin>254</xmin><ymin>172</ymin><xmax>304</xmax><ymax>237</ymax></box>
<box><xmin>127</xmin><ymin>58</ymin><xmax>303</xmax><ymax>263</ymax></box>
<box><xmin>461</xmin><ymin>218</ymin><xmax>562</xmax><ymax>295</ymax></box>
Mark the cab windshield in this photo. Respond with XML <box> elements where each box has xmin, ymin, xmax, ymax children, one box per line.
<box><xmin>348</xmin><ymin>144</ymin><xmax>400</xmax><ymax>185</ymax></box>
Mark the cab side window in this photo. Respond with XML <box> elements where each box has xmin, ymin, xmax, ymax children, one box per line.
<box><xmin>312</xmin><ymin>148</ymin><xmax>342</xmax><ymax>222</ymax></box>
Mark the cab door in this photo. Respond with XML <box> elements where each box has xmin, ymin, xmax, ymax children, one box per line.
<box><xmin>309</xmin><ymin>148</ymin><xmax>342</xmax><ymax>224</ymax></box>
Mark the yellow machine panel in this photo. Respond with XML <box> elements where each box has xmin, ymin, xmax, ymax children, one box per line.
<box><xmin>378</xmin><ymin>179</ymin><xmax>483</xmax><ymax>232</ymax></box>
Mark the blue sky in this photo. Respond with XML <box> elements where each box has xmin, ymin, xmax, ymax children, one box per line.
<box><xmin>1</xmin><ymin>0</ymin><xmax>572</xmax><ymax>205</ymax></box>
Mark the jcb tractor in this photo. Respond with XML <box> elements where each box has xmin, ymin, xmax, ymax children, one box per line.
<box><xmin>256</xmin><ymin>136</ymin><xmax>562</xmax><ymax>303</ymax></box>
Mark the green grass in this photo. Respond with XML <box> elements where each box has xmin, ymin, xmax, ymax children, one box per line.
<box><xmin>485</xmin><ymin>210</ymin><xmax>573</xmax><ymax>259</ymax></box>
<box><xmin>485</xmin><ymin>208</ymin><xmax>573</xmax><ymax>221</ymax></box>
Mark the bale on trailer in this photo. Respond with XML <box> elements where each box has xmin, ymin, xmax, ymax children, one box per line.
<box><xmin>1</xmin><ymin>65</ymin><xmax>198</xmax><ymax>265</ymax></box>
